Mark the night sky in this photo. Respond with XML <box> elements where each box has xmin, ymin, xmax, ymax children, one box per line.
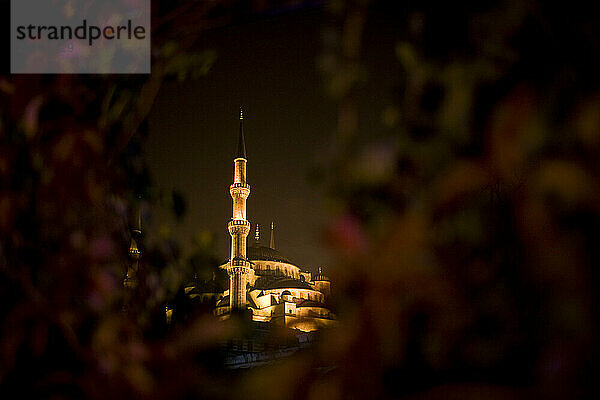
<box><xmin>145</xmin><ymin>5</ymin><xmax>398</xmax><ymax>270</ymax></box>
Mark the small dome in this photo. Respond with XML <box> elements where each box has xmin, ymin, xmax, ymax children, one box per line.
<box><xmin>281</xmin><ymin>290</ymin><xmax>293</xmax><ymax>302</ymax></box>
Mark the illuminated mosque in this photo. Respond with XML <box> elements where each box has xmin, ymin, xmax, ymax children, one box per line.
<box><xmin>125</xmin><ymin>109</ymin><xmax>335</xmax><ymax>337</ymax></box>
<box><xmin>211</xmin><ymin>109</ymin><xmax>336</xmax><ymax>332</ymax></box>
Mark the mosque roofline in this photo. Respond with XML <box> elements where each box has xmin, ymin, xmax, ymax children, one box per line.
<box><xmin>296</xmin><ymin>299</ymin><xmax>328</xmax><ymax>308</ymax></box>
<box><xmin>216</xmin><ymin>293</ymin><xmax>258</xmax><ymax>309</ymax></box>
<box><xmin>253</xmin><ymin>276</ymin><xmax>314</xmax><ymax>290</ymax></box>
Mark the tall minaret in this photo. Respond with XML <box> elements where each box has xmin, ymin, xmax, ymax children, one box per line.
<box><xmin>227</xmin><ymin>108</ymin><xmax>251</xmax><ymax>310</ymax></box>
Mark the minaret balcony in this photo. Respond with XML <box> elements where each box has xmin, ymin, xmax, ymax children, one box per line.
<box><xmin>228</xmin><ymin>257</ymin><xmax>252</xmax><ymax>269</ymax></box>
<box><xmin>228</xmin><ymin>219</ymin><xmax>250</xmax><ymax>228</ymax></box>
<box><xmin>129</xmin><ymin>247</ymin><xmax>141</xmax><ymax>260</ymax></box>
<box><xmin>228</xmin><ymin>265</ymin><xmax>251</xmax><ymax>275</ymax></box>
<box><xmin>230</xmin><ymin>183</ymin><xmax>250</xmax><ymax>197</ymax></box>
<box><xmin>228</xmin><ymin>219</ymin><xmax>251</xmax><ymax>235</ymax></box>
<box><xmin>228</xmin><ymin>256</ymin><xmax>252</xmax><ymax>274</ymax></box>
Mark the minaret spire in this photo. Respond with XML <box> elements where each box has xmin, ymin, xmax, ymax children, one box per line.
<box><xmin>255</xmin><ymin>223</ymin><xmax>260</xmax><ymax>242</ymax></box>
<box><xmin>236</xmin><ymin>107</ymin><xmax>247</xmax><ymax>159</ymax></box>
<box><xmin>228</xmin><ymin>108</ymin><xmax>251</xmax><ymax>310</ymax></box>
<box><xmin>270</xmin><ymin>221</ymin><xmax>275</xmax><ymax>249</ymax></box>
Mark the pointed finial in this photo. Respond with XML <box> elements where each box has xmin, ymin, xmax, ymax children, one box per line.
<box><xmin>270</xmin><ymin>221</ymin><xmax>275</xmax><ymax>249</ymax></box>
<box><xmin>255</xmin><ymin>223</ymin><xmax>260</xmax><ymax>242</ymax></box>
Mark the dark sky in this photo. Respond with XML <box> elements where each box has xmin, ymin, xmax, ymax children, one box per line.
<box><xmin>145</xmin><ymin>5</ymin><xmax>398</xmax><ymax>270</ymax></box>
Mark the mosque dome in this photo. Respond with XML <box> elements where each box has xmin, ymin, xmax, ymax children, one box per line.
<box><xmin>253</xmin><ymin>276</ymin><xmax>313</xmax><ymax>290</ymax></box>
<box><xmin>247</xmin><ymin>243</ymin><xmax>293</xmax><ymax>264</ymax></box>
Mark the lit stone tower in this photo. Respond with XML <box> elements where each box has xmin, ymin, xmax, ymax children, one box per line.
<box><xmin>227</xmin><ymin>108</ymin><xmax>251</xmax><ymax>310</ymax></box>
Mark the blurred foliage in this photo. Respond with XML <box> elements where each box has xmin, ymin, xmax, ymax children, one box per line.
<box><xmin>2</xmin><ymin>0</ymin><xmax>600</xmax><ymax>399</ymax></box>
<box><xmin>0</xmin><ymin>1</ymin><xmax>300</xmax><ymax>398</ymax></box>
<box><xmin>315</xmin><ymin>0</ymin><xmax>600</xmax><ymax>399</ymax></box>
